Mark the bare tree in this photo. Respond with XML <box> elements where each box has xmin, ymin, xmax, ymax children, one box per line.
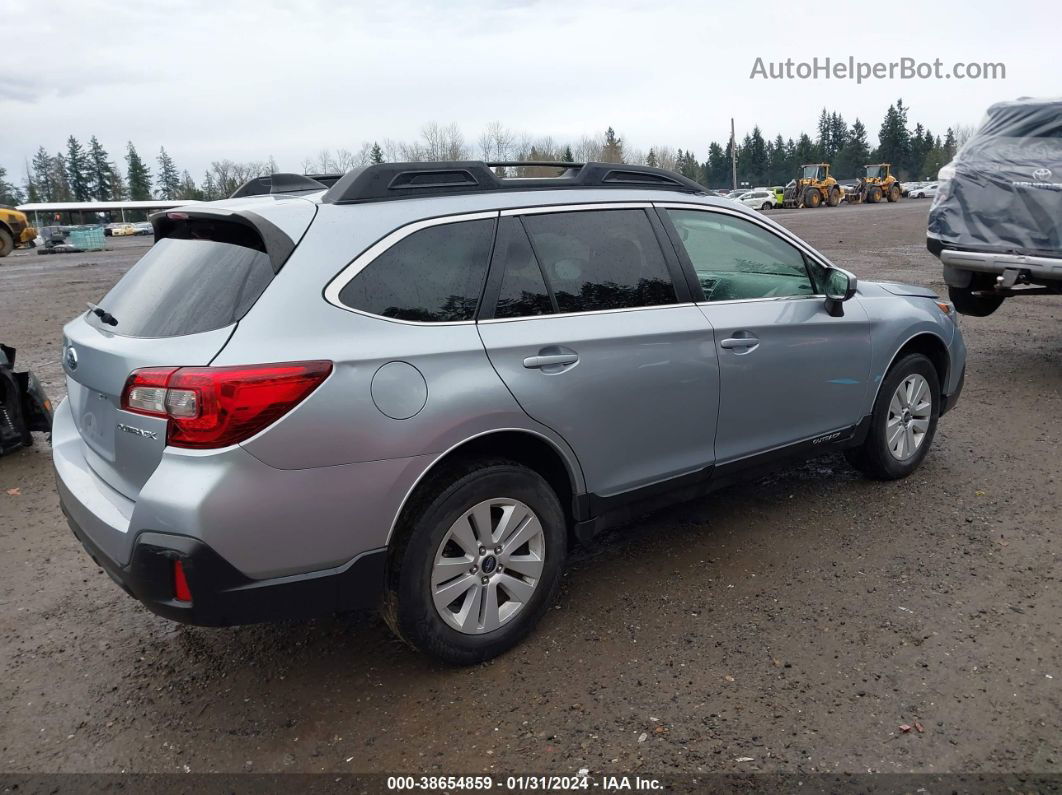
<box><xmin>478</xmin><ymin>121</ymin><xmax>514</xmax><ymax>162</ymax></box>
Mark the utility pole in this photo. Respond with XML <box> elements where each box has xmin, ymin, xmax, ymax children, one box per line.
<box><xmin>730</xmin><ymin>117</ymin><xmax>737</xmax><ymax>190</ymax></box>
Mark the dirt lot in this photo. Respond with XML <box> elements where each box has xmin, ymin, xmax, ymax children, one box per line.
<box><xmin>1</xmin><ymin>202</ymin><xmax>1059</xmax><ymax>776</ymax></box>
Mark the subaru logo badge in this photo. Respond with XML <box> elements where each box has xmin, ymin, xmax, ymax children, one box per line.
<box><xmin>64</xmin><ymin>345</ymin><xmax>78</xmax><ymax>371</ymax></box>
<box><xmin>1032</xmin><ymin>167</ymin><xmax>1052</xmax><ymax>181</ymax></box>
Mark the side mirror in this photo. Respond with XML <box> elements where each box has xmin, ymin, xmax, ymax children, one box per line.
<box><xmin>824</xmin><ymin>268</ymin><xmax>857</xmax><ymax>317</ymax></box>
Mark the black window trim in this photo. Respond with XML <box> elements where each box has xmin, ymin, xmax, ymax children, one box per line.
<box><xmin>323</xmin><ymin>210</ymin><xmax>499</xmax><ymax>326</ymax></box>
<box><xmin>653</xmin><ymin>202</ymin><xmax>834</xmax><ymax>305</ymax></box>
<box><xmin>478</xmin><ymin>203</ymin><xmax>689</xmax><ymax>321</ymax></box>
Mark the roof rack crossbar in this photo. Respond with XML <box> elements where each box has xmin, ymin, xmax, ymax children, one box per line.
<box><xmin>321</xmin><ymin>161</ymin><xmax>705</xmax><ymax>205</ymax></box>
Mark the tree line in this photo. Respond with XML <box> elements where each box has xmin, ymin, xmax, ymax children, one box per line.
<box><xmin>0</xmin><ymin>99</ymin><xmax>965</xmax><ymax>207</ymax></box>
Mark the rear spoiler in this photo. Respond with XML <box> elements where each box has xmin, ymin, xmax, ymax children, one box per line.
<box><xmin>148</xmin><ymin>209</ymin><xmax>296</xmax><ymax>272</ymax></box>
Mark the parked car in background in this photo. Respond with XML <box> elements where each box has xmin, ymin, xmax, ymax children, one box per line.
<box><xmin>133</xmin><ymin>222</ymin><xmax>154</xmax><ymax>236</ymax></box>
<box><xmin>110</xmin><ymin>223</ymin><xmax>137</xmax><ymax>237</ymax></box>
<box><xmin>909</xmin><ymin>183</ymin><xmax>938</xmax><ymax>198</ymax></box>
<box><xmin>737</xmin><ymin>189</ymin><xmax>778</xmax><ymax>211</ymax></box>
<box><xmin>928</xmin><ymin>97</ymin><xmax>1062</xmax><ymax>316</ymax></box>
<box><xmin>55</xmin><ymin>162</ymin><xmax>966</xmax><ymax>664</ymax></box>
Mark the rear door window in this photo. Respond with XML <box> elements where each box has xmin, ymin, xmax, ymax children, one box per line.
<box><xmin>87</xmin><ymin>219</ymin><xmax>275</xmax><ymax>338</ymax></box>
<box><xmin>338</xmin><ymin>218</ymin><xmax>495</xmax><ymax>322</ymax></box>
<box><xmin>519</xmin><ymin>209</ymin><xmax>677</xmax><ymax>313</ymax></box>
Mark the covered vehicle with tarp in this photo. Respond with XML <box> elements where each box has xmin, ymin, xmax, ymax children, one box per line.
<box><xmin>927</xmin><ymin>97</ymin><xmax>1062</xmax><ymax>316</ymax></box>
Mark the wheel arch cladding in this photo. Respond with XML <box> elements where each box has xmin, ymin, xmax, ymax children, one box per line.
<box><xmin>891</xmin><ymin>334</ymin><xmax>949</xmax><ymax>395</ymax></box>
<box><xmin>389</xmin><ymin>430</ymin><xmax>579</xmax><ymax>548</ymax></box>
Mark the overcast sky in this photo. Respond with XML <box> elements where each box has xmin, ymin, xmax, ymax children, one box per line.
<box><xmin>1</xmin><ymin>0</ymin><xmax>1056</xmax><ymax>182</ymax></box>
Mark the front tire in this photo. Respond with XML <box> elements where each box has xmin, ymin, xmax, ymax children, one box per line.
<box><xmin>845</xmin><ymin>353</ymin><xmax>940</xmax><ymax>480</ymax></box>
<box><xmin>383</xmin><ymin>460</ymin><xmax>567</xmax><ymax>664</ymax></box>
<box><xmin>0</xmin><ymin>228</ymin><xmax>14</xmax><ymax>258</ymax></box>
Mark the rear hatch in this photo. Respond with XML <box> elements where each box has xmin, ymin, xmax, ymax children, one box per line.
<box><xmin>929</xmin><ymin>100</ymin><xmax>1062</xmax><ymax>257</ymax></box>
<box><xmin>61</xmin><ymin>204</ymin><xmax>313</xmax><ymax>500</ymax></box>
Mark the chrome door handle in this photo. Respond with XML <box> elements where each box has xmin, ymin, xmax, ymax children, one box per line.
<box><xmin>523</xmin><ymin>354</ymin><xmax>579</xmax><ymax>369</ymax></box>
<box><xmin>720</xmin><ymin>336</ymin><xmax>760</xmax><ymax>349</ymax></box>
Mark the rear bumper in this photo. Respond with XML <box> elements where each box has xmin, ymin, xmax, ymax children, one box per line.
<box><xmin>65</xmin><ymin>510</ymin><xmax>385</xmax><ymax>626</ymax></box>
<box><xmin>939</xmin><ymin>248</ymin><xmax>1062</xmax><ymax>282</ymax></box>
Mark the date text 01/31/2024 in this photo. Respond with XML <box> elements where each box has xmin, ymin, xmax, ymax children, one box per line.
<box><xmin>386</xmin><ymin>775</ymin><xmax>664</xmax><ymax>791</ymax></box>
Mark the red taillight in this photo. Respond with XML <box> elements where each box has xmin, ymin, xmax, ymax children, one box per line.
<box><xmin>173</xmin><ymin>560</ymin><xmax>192</xmax><ymax>603</ymax></box>
<box><xmin>121</xmin><ymin>361</ymin><xmax>332</xmax><ymax>449</ymax></box>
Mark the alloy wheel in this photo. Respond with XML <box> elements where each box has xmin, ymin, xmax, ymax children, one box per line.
<box><xmin>886</xmin><ymin>374</ymin><xmax>932</xmax><ymax>460</ymax></box>
<box><xmin>431</xmin><ymin>498</ymin><xmax>545</xmax><ymax>634</ymax></box>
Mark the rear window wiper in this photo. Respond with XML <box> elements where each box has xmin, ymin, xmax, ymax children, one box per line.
<box><xmin>87</xmin><ymin>302</ymin><xmax>118</xmax><ymax>327</ymax></box>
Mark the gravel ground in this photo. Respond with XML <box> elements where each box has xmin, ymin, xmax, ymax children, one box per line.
<box><xmin>0</xmin><ymin>202</ymin><xmax>1059</xmax><ymax>776</ymax></box>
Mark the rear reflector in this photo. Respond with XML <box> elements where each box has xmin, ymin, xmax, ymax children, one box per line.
<box><xmin>173</xmin><ymin>560</ymin><xmax>192</xmax><ymax>603</ymax></box>
<box><xmin>121</xmin><ymin>361</ymin><xmax>332</xmax><ymax>449</ymax></box>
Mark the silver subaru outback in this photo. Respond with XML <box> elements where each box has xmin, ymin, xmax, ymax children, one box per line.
<box><xmin>54</xmin><ymin>162</ymin><xmax>966</xmax><ymax>664</ymax></box>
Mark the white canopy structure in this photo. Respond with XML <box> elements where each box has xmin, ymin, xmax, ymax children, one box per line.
<box><xmin>16</xmin><ymin>199</ymin><xmax>203</xmax><ymax>224</ymax></box>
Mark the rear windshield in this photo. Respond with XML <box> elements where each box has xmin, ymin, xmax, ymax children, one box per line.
<box><xmin>87</xmin><ymin>222</ymin><xmax>274</xmax><ymax>338</ymax></box>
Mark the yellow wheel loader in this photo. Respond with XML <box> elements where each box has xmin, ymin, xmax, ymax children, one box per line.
<box><xmin>781</xmin><ymin>164</ymin><xmax>843</xmax><ymax>208</ymax></box>
<box><xmin>846</xmin><ymin>163</ymin><xmax>902</xmax><ymax>204</ymax></box>
<box><xmin>0</xmin><ymin>206</ymin><xmax>37</xmax><ymax>258</ymax></box>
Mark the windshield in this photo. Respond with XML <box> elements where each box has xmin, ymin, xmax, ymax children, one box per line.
<box><xmin>863</xmin><ymin>165</ymin><xmax>886</xmax><ymax>179</ymax></box>
<box><xmin>801</xmin><ymin>166</ymin><xmax>824</xmax><ymax>180</ymax></box>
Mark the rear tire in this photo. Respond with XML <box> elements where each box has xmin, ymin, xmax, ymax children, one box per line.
<box><xmin>948</xmin><ymin>279</ymin><xmax>1004</xmax><ymax>317</ymax></box>
<box><xmin>760</xmin><ymin>202</ymin><xmax>772</xmax><ymax>211</ymax></box>
<box><xmin>846</xmin><ymin>353</ymin><xmax>940</xmax><ymax>480</ymax></box>
<box><xmin>887</xmin><ymin>184</ymin><xmax>901</xmax><ymax>202</ymax></box>
<box><xmin>382</xmin><ymin>460</ymin><xmax>567</xmax><ymax>665</ymax></box>
<box><xmin>0</xmin><ymin>228</ymin><xmax>14</xmax><ymax>258</ymax></box>
<box><xmin>827</xmin><ymin>188</ymin><xmax>841</xmax><ymax>207</ymax></box>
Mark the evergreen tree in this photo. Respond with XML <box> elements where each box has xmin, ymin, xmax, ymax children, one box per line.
<box><xmin>794</xmin><ymin>133</ymin><xmax>819</xmax><ymax>166</ymax></box>
<box><xmin>833</xmin><ymin>118</ymin><xmax>871</xmax><ymax>178</ymax></box>
<box><xmin>87</xmin><ymin>136</ymin><xmax>115</xmax><ymax>201</ymax></box>
<box><xmin>370</xmin><ymin>142</ymin><xmax>385</xmax><ymax>164</ymax></box>
<box><xmin>736</xmin><ymin>127</ymin><xmax>769</xmax><ymax>186</ymax></box>
<box><xmin>645</xmin><ymin>148</ymin><xmax>657</xmax><ymax>168</ymax></box>
<box><xmin>876</xmin><ymin>99</ymin><xmax>911</xmax><ymax>176</ymax></box>
<box><xmin>178</xmin><ymin>170</ymin><xmax>202</xmax><ymax>200</ymax></box>
<box><xmin>156</xmin><ymin>147</ymin><xmax>181</xmax><ymax>199</ymax></box>
<box><xmin>31</xmin><ymin>147</ymin><xmax>53</xmax><ymax>201</ymax></box>
<box><xmin>24</xmin><ymin>161</ymin><xmax>40</xmax><ymax>203</ymax></box>
<box><xmin>65</xmin><ymin>136</ymin><xmax>92</xmax><ymax>201</ymax></box>
<box><xmin>705</xmin><ymin>141</ymin><xmax>730</xmax><ymax>187</ymax></box>
<box><xmin>600</xmin><ymin>127</ymin><xmax>624</xmax><ymax>163</ymax></box>
<box><xmin>816</xmin><ymin>109</ymin><xmax>832</xmax><ymax>160</ymax></box>
<box><xmin>943</xmin><ymin>128</ymin><xmax>957</xmax><ymax>161</ymax></box>
<box><xmin>108</xmin><ymin>164</ymin><xmax>126</xmax><ymax>201</ymax></box>
<box><xmin>561</xmin><ymin>145</ymin><xmax>574</xmax><ymax>163</ymax></box>
<box><xmin>0</xmin><ymin>165</ymin><xmax>23</xmax><ymax>206</ymax></box>
<box><xmin>50</xmin><ymin>153</ymin><xmax>73</xmax><ymax>202</ymax></box>
<box><xmin>768</xmin><ymin>134</ymin><xmax>789</xmax><ymax>183</ymax></box>
<box><xmin>125</xmin><ymin>142</ymin><xmax>152</xmax><ymax>200</ymax></box>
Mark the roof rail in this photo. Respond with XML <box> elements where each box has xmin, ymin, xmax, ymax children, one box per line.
<box><xmin>230</xmin><ymin>173</ymin><xmax>336</xmax><ymax>199</ymax></box>
<box><xmin>320</xmin><ymin>161</ymin><xmax>706</xmax><ymax>205</ymax></box>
